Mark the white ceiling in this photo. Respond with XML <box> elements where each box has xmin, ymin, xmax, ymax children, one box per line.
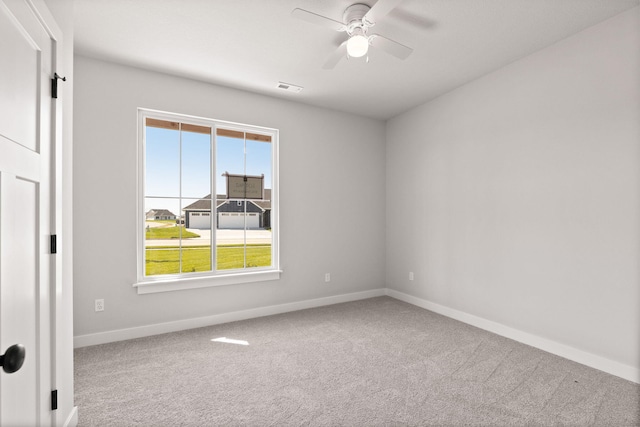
<box><xmin>74</xmin><ymin>0</ymin><xmax>639</xmax><ymax>120</ymax></box>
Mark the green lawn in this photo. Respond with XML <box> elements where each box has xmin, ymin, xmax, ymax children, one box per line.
<box><xmin>145</xmin><ymin>226</ymin><xmax>200</xmax><ymax>240</ymax></box>
<box><xmin>217</xmin><ymin>245</ymin><xmax>272</xmax><ymax>270</ymax></box>
<box><xmin>145</xmin><ymin>245</ymin><xmax>271</xmax><ymax>276</ymax></box>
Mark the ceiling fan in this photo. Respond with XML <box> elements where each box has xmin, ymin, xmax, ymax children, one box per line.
<box><xmin>292</xmin><ymin>0</ymin><xmax>413</xmax><ymax>69</ymax></box>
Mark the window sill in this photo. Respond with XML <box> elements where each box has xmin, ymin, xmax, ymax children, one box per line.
<box><xmin>133</xmin><ymin>269</ymin><xmax>282</xmax><ymax>294</ymax></box>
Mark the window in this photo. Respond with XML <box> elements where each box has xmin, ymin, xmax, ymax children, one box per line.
<box><xmin>136</xmin><ymin>109</ymin><xmax>279</xmax><ymax>293</ymax></box>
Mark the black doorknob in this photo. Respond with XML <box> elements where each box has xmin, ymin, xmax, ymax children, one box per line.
<box><xmin>0</xmin><ymin>344</ymin><xmax>26</xmax><ymax>374</ymax></box>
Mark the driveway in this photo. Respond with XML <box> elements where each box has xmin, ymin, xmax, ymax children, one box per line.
<box><xmin>145</xmin><ymin>228</ymin><xmax>271</xmax><ymax>247</ymax></box>
<box><xmin>145</xmin><ymin>220</ymin><xmax>172</xmax><ymax>228</ymax></box>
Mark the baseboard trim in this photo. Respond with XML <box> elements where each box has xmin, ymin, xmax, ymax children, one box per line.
<box><xmin>385</xmin><ymin>288</ymin><xmax>640</xmax><ymax>384</ymax></box>
<box><xmin>73</xmin><ymin>287</ymin><xmax>638</xmax><ymax>384</ymax></box>
<box><xmin>74</xmin><ymin>288</ymin><xmax>386</xmax><ymax>348</ymax></box>
<box><xmin>63</xmin><ymin>406</ymin><xmax>78</xmax><ymax>427</ymax></box>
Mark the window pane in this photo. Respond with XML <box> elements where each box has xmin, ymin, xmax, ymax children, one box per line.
<box><xmin>181</xmin><ymin>197</ymin><xmax>211</xmax><ymax>273</ymax></box>
<box><xmin>179</xmin><ymin>246</ymin><xmax>211</xmax><ymax>274</ymax></box>
<box><xmin>246</xmin><ymin>139</ymin><xmax>271</xmax><ymax>188</ymax></box>
<box><xmin>145</xmin><ymin>126</ymin><xmax>180</xmax><ymax>197</ymax></box>
<box><xmin>216</xmin><ymin>225</ymin><xmax>271</xmax><ymax>269</ymax></box>
<box><xmin>246</xmin><ymin>242</ymin><xmax>271</xmax><ymax>268</ymax></box>
<box><xmin>183</xmin><ymin>197</ymin><xmax>212</xmax><ymax>230</ymax></box>
<box><xmin>182</xmin><ymin>128</ymin><xmax>211</xmax><ymax>198</ymax></box>
<box><xmin>216</xmin><ymin>133</ymin><xmax>245</xmax><ymax>270</ymax></box>
<box><xmin>215</xmin><ymin>131</ymin><xmax>272</xmax><ymax>270</ymax></box>
<box><xmin>245</xmin><ymin>139</ymin><xmax>272</xmax><ymax>268</ymax></box>
<box><xmin>144</xmin><ymin>197</ymin><xmax>181</xmax><ymax>276</ymax></box>
<box><xmin>216</xmin><ymin>134</ymin><xmax>244</xmax><ymax>195</ymax></box>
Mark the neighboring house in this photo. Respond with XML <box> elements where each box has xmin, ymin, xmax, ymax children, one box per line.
<box><xmin>146</xmin><ymin>209</ymin><xmax>177</xmax><ymax>220</ymax></box>
<box><xmin>183</xmin><ymin>189</ymin><xmax>271</xmax><ymax>229</ymax></box>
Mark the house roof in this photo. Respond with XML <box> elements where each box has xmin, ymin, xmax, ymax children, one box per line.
<box><xmin>183</xmin><ymin>189</ymin><xmax>271</xmax><ymax>211</ymax></box>
<box><xmin>182</xmin><ymin>197</ymin><xmax>215</xmax><ymax>211</ymax></box>
<box><xmin>147</xmin><ymin>209</ymin><xmax>176</xmax><ymax>217</ymax></box>
<box><xmin>252</xmin><ymin>189</ymin><xmax>271</xmax><ymax>211</ymax></box>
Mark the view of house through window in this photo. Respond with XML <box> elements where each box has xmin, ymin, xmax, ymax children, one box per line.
<box><xmin>142</xmin><ymin>113</ymin><xmax>275</xmax><ymax>278</ymax></box>
<box><xmin>214</xmin><ymin>129</ymin><xmax>272</xmax><ymax>270</ymax></box>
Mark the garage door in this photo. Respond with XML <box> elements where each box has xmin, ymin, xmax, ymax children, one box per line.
<box><xmin>218</xmin><ymin>212</ymin><xmax>259</xmax><ymax>229</ymax></box>
<box><xmin>189</xmin><ymin>212</ymin><xmax>212</xmax><ymax>229</ymax></box>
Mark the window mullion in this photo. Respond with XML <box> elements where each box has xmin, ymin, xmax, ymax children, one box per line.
<box><xmin>179</xmin><ymin>122</ymin><xmax>183</xmax><ymax>274</ymax></box>
<box><xmin>243</xmin><ymin>133</ymin><xmax>247</xmax><ymax>269</ymax></box>
<box><xmin>212</xmin><ymin>126</ymin><xmax>216</xmax><ymax>272</ymax></box>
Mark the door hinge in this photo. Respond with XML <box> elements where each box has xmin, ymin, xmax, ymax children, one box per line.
<box><xmin>50</xmin><ymin>234</ymin><xmax>57</xmax><ymax>254</ymax></box>
<box><xmin>51</xmin><ymin>73</ymin><xmax>66</xmax><ymax>99</ymax></box>
<box><xmin>51</xmin><ymin>389</ymin><xmax>58</xmax><ymax>410</ymax></box>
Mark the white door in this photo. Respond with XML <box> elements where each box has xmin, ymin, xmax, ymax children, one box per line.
<box><xmin>218</xmin><ymin>213</ymin><xmax>259</xmax><ymax>229</ymax></box>
<box><xmin>189</xmin><ymin>212</ymin><xmax>211</xmax><ymax>229</ymax></box>
<box><xmin>0</xmin><ymin>0</ymin><xmax>56</xmax><ymax>425</ymax></box>
<box><xmin>245</xmin><ymin>213</ymin><xmax>259</xmax><ymax>229</ymax></box>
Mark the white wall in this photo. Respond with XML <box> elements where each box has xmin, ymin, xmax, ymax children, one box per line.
<box><xmin>386</xmin><ymin>7</ymin><xmax>640</xmax><ymax>374</ymax></box>
<box><xmin>73</xmin><ymin>56</ymin><xmax>386</xmax><ymax>337</ymax></box>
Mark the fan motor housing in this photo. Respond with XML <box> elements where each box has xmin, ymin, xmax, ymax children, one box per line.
<box><xmin>343</xmin><ymin>3</ymin><xmax>370</xmax><ymax>25</ymax></box>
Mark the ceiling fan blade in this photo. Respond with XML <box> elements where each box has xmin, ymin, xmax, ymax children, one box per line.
<box><xmin>369</xmin><ymin>34</ymin><xmax>413</xmax><ymax>60</ymax></box>
<box><xmin>322</xmin><ymin>41</ymin><xmax>348</xmax><ymax>69</ymax></box>
<box><xmin>363</xmin><ymin>0</ymin><xmax>403</xmax><ymax>24</ymax></box>
<box><xmin>291</xmin><ymin>8</ymin><xmax>345</xmax><ymax>31</ymax></box>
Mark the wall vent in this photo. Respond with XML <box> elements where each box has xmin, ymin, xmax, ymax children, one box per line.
<box><xmin>277</xmin><ymin>81</ymin><xmax>303</xmax><ymax>93</ymax></box>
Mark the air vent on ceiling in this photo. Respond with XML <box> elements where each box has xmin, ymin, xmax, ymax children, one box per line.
<box><xmin>277</xmin><ymin>81</ymin><xmax>303</xmax><ymax>93</ymax></box>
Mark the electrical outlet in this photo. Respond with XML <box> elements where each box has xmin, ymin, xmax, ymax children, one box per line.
<box><xmin>409</xmin><ymin>272</ymin><xmax>414</xmax><ymax>281</ymax></box>
<box><xmin>325</xmin><ymin>273</ymin><xmax>331</xmax><ymax>282</ymax></box>
<box><xmin>95</xmin><ymin>299</ymin><xmax>104</xmax><ymax>312</ymax></box>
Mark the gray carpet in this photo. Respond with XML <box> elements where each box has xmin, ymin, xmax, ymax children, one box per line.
<box><xmin>74</xmin><ymin>297</ymin><xmax>640</xmax><ymax>426</ymax></box>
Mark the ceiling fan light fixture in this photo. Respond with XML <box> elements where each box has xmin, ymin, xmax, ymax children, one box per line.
<box><xmin>292</xmin><ymin>1</ymin><xmax>413</xmax><ymax>69</ymax></box>
<box><xmin>346</xmin><ymin>34</ymin><xmax>369</xmax><ymax>58</ymax></box>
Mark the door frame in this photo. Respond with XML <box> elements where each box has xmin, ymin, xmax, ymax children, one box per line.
<box><xmin>36</xmin><ymin>0</ymin><xmax>66</xmax><ymax>425</ymax></box>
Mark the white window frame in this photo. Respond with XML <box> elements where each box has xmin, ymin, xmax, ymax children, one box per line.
<box><xmin>135</xmin><ymin>108</ymin><xmax>280</xmax><ymax>294</ymax></box>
